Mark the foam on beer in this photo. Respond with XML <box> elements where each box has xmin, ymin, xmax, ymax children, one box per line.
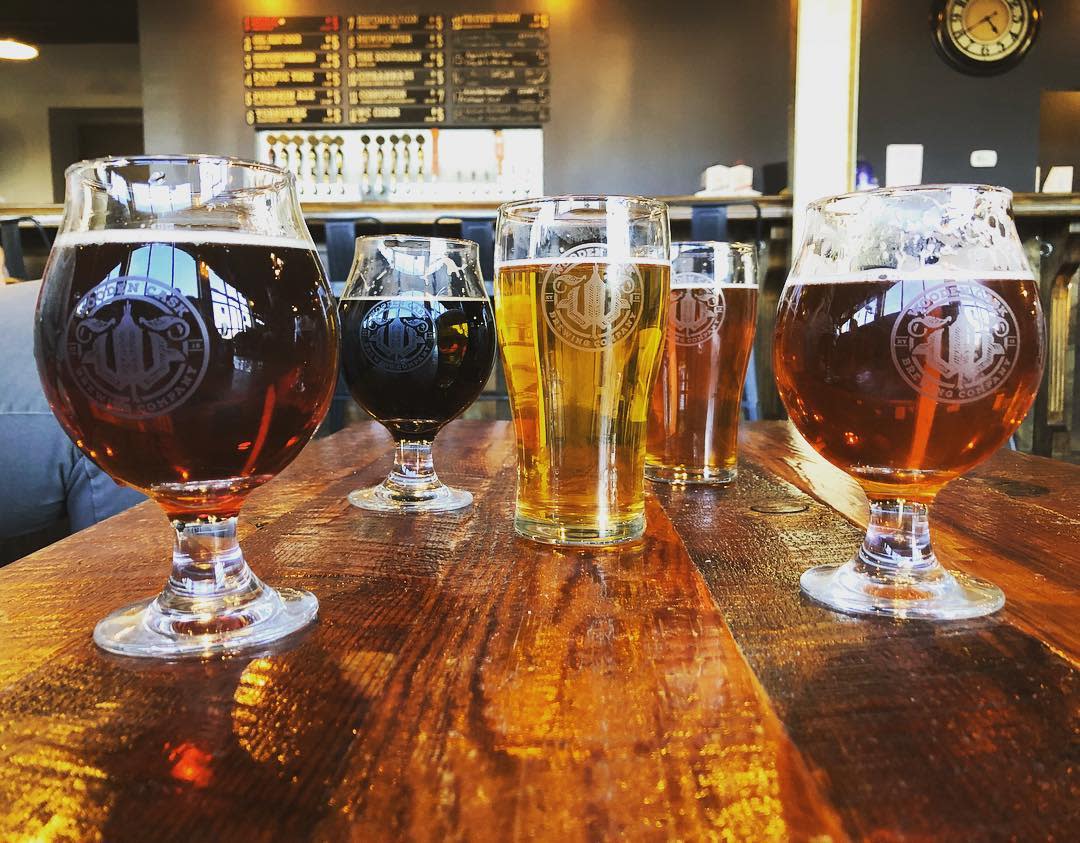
<box><xmin>55</xmin><ymin>228</ymin><xmax>313</xmax><ymax>251</ymax></box>
<box><xmin>671</xmin><ymin>280</ymin><xmax>756</xmax><ymax>290</ymax></box>
<box><xmin>496</xmin><ymin>256</ymin><xmax>671</xmax><ymax>270</ymax></box>
<box><xmin>340</xmin><ymin>294</ymin><xmax>490</xmax><ymax>302</ymax></box>
<box><xmin>785</xmin><ymin>267</ymin><xmax>1035</xmax><ymax>285</ymax></box>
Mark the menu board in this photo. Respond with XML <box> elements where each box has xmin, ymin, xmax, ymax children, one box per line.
<box><xmin>243</xmin><ymin>16</ymin><xmax>343</xmax><ymax>125</ymax></box>
<box><xmin>346</xmin><ymin>15</ymin><xmax>446</xmax><ymax>125</ymax></box>
<box><xmin>242</xmin><ymin>12</ymin><xmax>549</xmax><ymax>127</ymax></box>
<box><xmin>449</xmin><ymin>13</ymin><xmax>550</xmax><ymax>125</ymax></box>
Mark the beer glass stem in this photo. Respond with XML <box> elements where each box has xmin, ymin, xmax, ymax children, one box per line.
<box><xmin>347</xmin><ymin>437</ymin><xmax>472</xmax><ymax>512</ymax></box>
<box><xmin>153</xmin><ymin>516</ymin><xmax>268</xmax><ymax>626</ymax></box>
<box><xmin>387</xmin><ymin>439</ymin><xmax>441</xmax><ymax>496</ymax></box>
<box><xmin>856</xmin><ymin>498</ymin><xmax>938</xmax><ymax>576</ymax></box>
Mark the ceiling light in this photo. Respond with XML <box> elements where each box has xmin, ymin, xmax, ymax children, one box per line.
<box><xmin>0</xmin><ymin>40</ymin><xmax>39</xmax><ymax>61</ymax></box>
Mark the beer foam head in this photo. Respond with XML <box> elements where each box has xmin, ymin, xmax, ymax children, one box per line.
<box><xmin>496</xmin><ymin>256</ymin><xmax>670</xmax><ymax>269</ymax></box>
<box><xmin>786</xmin><ymin>268</ymin><xmax>1035</xmax><ymax>285</ymax></box>
<box><xmin>54</xmin><ymin>228</ymin><xmax>313</xmax><ymax>251</ymax></box>
<box><xmin>340</xmin><ymin>294</ymin><xmax>490</xmax><ymax>302</ymax></box>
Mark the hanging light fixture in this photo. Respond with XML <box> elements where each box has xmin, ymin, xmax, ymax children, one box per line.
<box><xmin>0</xmin><ymin>39</ymin><xmax>39</xmax><ymax>61</ymax></box>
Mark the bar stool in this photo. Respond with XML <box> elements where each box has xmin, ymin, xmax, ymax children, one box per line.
<box><xmin>0</xmin><ymin>217</ymin><xmax>52</xmax><ymax>281</ymax></box>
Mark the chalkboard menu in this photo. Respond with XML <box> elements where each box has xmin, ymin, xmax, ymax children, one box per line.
<box><xmin>243</xmin><ymin>16</ymin><xmax>343</xmax><ymax>125</ymax></box>
<box><xmin>242</xmin><ymin>12</ymin><xmax>549</xmax><ymax>127</ymax></box>
<box><xmin>449</xmin><ymin>13</ymin><xmax>550</xmax><ymax>125</ymax></box>
<box><xmin>346</xmin><ymin>15</ymin><xmax>447</xmax><ymax>125</ymax></box>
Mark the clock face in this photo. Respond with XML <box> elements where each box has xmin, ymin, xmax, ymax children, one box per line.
<box><xmin>933</xmin><ymin>0</ymin><xmax>1040</xmax><ymax>74</ymax></box>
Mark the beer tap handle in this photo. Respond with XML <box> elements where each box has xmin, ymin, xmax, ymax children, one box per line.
<box><xmin>265</xmin><ymin>134</ymin><xmax>277</xmax><ymax>166</ymax></box>
<box><xmin>416</xmin><ymin>135</ymin><xmax>426</xmax><ymax>182</ymax></box>
<box><xmin>401</xmin><ymin>134</ymin><xmax>412</xmax><ymax>183</ymax></box>
<box><xmin>388</xmin><ymin>134</ymin><xmax>399</xmax><ymax>194</ymax></box>
<box><xmin>291</xmin><ymin>136</ymin><xmax>304</xmax><ymax>189</ymax></box>
<box><xmin>333</xmin><ymin>136</ymin><xmax>345</xmax><ymax>194</ymax></box>
<box><xmin>375</xmin><ymin>135</ymin><xmax>386</xmax><ymax>197</ymax></box>
<box><xmin>319</xmin><ymin>135</ymin><xmax>332</xmax><ymax>190</ymax></box>
<box><xmin>360</xmin><ymin>134</ymin><xmax>371</xmax><ymax>197</ymax></box>
<box><xmin>306</xmin><ymin>135</ymin><xmax>319</xmax><ymax>190</ymax></box>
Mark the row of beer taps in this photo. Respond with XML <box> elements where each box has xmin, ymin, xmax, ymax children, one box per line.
<box><xmin>358</xmin><ymin>133</ymin><xmax>428</xmax><ymax>198</ymax></box>
<box><xmin>266</xmin><ymin>135</ymin><xmax>345</xmax><ymax>196</ymax></box>
<box><xmin>264</xmin><ymin>133</ymin><xmax>431</xmax><ymax>198</ymax></box>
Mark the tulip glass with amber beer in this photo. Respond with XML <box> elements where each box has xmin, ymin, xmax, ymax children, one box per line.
<box><xmin>647</xmin><ymin>241</ymin><xmax>758</xmax><ymax>484</ymax></box>
<box><xmin>774</xmin><ymin>185</ymin><xmax>1044</xmax><ymax>619</ymax></box>
<box><xmin>495</xmin><ymin>196</ymin><xmax>670</xmax><ymax>545</ymax></box>
<box><xmin>35</xmin><ymin>156</ymin><xmax>339</xmax><ymax>656</ymax></box>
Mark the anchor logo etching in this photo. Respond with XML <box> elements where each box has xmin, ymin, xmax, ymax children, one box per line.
<box><xmin>64</xmin><ymin>276</ymin><xmax>209</xmax><ymax>418</ymax></box>
<box><xmin>671</xmin><ymin>272</ymin><xmax>725</xmax><ymax>346</ymax></box>
<box><xmin>541</xmin><ymin>244</ymin><xmax>643</xmax><ymax>350</ymax></box>
<box><xmin>360</xmin><ymin>299</ymin><xmax>436</xmax><ymax>373</ymax></box>
<box><xmin>890</xmin><ymin>283</ymin><xmax>1020</xmax><ymax>405</ymax></box>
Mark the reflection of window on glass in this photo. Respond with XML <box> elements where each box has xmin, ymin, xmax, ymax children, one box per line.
<box><xmin>105</xmin><ymin>243</ymin><xmax>200</xmax><ymax>300</ymax></box>
<box><xmin>209</xmin><ymin>271</ymin><xmax>253</xmax><ymax>340</ymax></box>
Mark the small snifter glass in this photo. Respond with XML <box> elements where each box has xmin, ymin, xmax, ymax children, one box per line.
<box><xmin>339</xmin><ymin>235</ymin><xmax>497</xmax><ymax>512</ymax></box>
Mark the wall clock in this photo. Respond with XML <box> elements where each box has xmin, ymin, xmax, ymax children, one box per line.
<box><xmin>931</xmin><ymin>0</ymin><xmax>1041</xmax><ymax>75</ymax></box>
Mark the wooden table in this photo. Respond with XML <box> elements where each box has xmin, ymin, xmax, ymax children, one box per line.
<box><xmin>0</xmin><ymin>421</ymin><xmax>1074</xmax><ymax>841</ymax></box>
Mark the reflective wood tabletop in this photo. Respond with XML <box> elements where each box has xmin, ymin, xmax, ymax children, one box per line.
<box><xmin>0</xmin><ymin>421</ymin><xmax>1074</xmax><ymax>842</ymax></box>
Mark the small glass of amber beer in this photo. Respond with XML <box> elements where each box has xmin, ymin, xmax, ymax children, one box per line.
<box><xmin>35</xmin><ymin>156</ymin><xmax>339</xmax><ymax>657</ymax></box>
<box><xmin>495</xmin><ymin>196</ymin><xmax>671</xmax><ymax>545</ymax></box>
<box><xmin>647</xmin><ymin>241</ymin><xmax>758</xmax><ymax>484</ymax></box>
<box><xmin>774</xmin><ymin>185</ymin><xmax>1044</xmax><ymax>619</ymax></box>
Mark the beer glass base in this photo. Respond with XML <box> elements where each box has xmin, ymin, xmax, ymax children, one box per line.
<box><xmin>348</xmin><ymin>482</ymin><xmax>473</xmax><ymax>513</ymax></box>
<box><xmin>93</xmin><ymin>585</ymin><xmax>318</xmax><ymax>658</ymax></box>
<box><xmin>513</xmin><ymin>513</ymin><xmax>645</xmax><ymax>546</ymax></box>
<box><xmin>645</xmin><ymin>464</ymin><xmax>737</xmax><ymax>485</ymax></box>
<box><xmin>800</xmin><ymin>560</ymin><xmax>1005</xmax><ymax>620</ymax></box>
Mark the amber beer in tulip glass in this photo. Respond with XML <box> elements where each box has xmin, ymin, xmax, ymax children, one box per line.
<box><xmin>35</xmin><ymin>156</ymin><xmax>339</xmax><ymax>657</ymax></box>
<box><xmin>647</xmin><ymin>241</ymin><xmax>758</xmax><ymax>484</ymax></box>
<box><xmin>495</xmin><ymin>196</ymin><xmax>670</xmax><ymax>545</ymax></box>
<box><xmin>773</xmin><ymin>184</ymin><xmax>1044</xmax><ymax>619</ymax></box>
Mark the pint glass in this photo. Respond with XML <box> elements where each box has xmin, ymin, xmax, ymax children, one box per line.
<box><xmin>495</xmin><ymin>196</ymin><xmax>670</xmax><ymax>545</ymax></box>
<box><xmin>647</xmin><ymin>241</ymin><xmax>758</xmax><ymax>484</ymax></box>
<box><xmin>774</xmin><ymin>184</ymin><xmax>1044</xmax><ymax>619</ymax></box>
<box><xmin>35</xmin><ymin>156</ymin><xmax>339</xmax><ymax>656</ymax></box>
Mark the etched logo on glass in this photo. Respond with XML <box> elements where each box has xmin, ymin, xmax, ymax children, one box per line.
<box><xmin>671</xmin><ymin>272</ymin><xmax>725</xmax><ymax>346</ymax></box>
<box><xmin>64</xmin><ymin>275</ymin><xmax>209</xmax><ymax>418</ymax></box>
<box><xmin>891</xmin><ymin>282</ymin><xmax>1020</xmax><ymax>404</ymax></box>
<box><xmin>359</xmin><ymin>298</ymin><xmax>436</xmax><ymax>373</ymax></box>
<box><xmin>541</xmin><ymin>243</ymin><xmax>644</xmax><ymax>350</ymax></box>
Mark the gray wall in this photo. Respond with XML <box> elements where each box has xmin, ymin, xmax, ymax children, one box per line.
<box><xmin>137</xmin><ymin>0</ymin><xmax>792</xmax><ymax>196</ymax></box>
<box><xmin>0</xmin><ymin>44</ymin><xmax>142</xmax><ymax>204</ymax></box>
<box><xmin>858</xmin><ymin>0</ymin><xmax>1080</xmax><ymax>191</ymax></box>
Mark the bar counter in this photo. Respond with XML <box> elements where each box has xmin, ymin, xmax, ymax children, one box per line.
<box><xmin>0</xmin><ymin>420</ymin><xmax>1074</xmax><ymax>841</ymax></box>
<box><xmin>4</xmin><ymin>193</ymin><xmax>1079</xmax><ymax>229</ymax></box>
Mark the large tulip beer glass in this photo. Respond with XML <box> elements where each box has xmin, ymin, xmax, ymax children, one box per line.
<box><xmin>774</xmin><ymin>185</ymin><xmax>1044</xmax><ymax>619</ymax></box>
<box><xmin>35</xmin><ymin>156</ymin><xmax>339</xmax><ymax>657</ymax></box>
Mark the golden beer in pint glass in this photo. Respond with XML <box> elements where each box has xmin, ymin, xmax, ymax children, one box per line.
<box><xmin>495</xmin><ymin>196</ymin><xmax>670</xmax><ymax>545</ymax></box>
<box><xmin>647</xmin><ymin>241</ymin><xmax>758</xmax><ymax>484</ymax></box>
<box><xmin>773</xmin><ymin>184</ymin><xmax>1044</xmax><ymax>619</ymax></box>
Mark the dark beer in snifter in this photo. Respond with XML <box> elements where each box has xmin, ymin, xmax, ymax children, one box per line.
<box><xmin>339</xmin><ymin>295</ymin><xmax>497</xmax><ymax>440</ymax></box>
<box><xmin>36</xmin><ymin>230</ymin><xmax>340</xmax><ymax>518</ymax></box>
